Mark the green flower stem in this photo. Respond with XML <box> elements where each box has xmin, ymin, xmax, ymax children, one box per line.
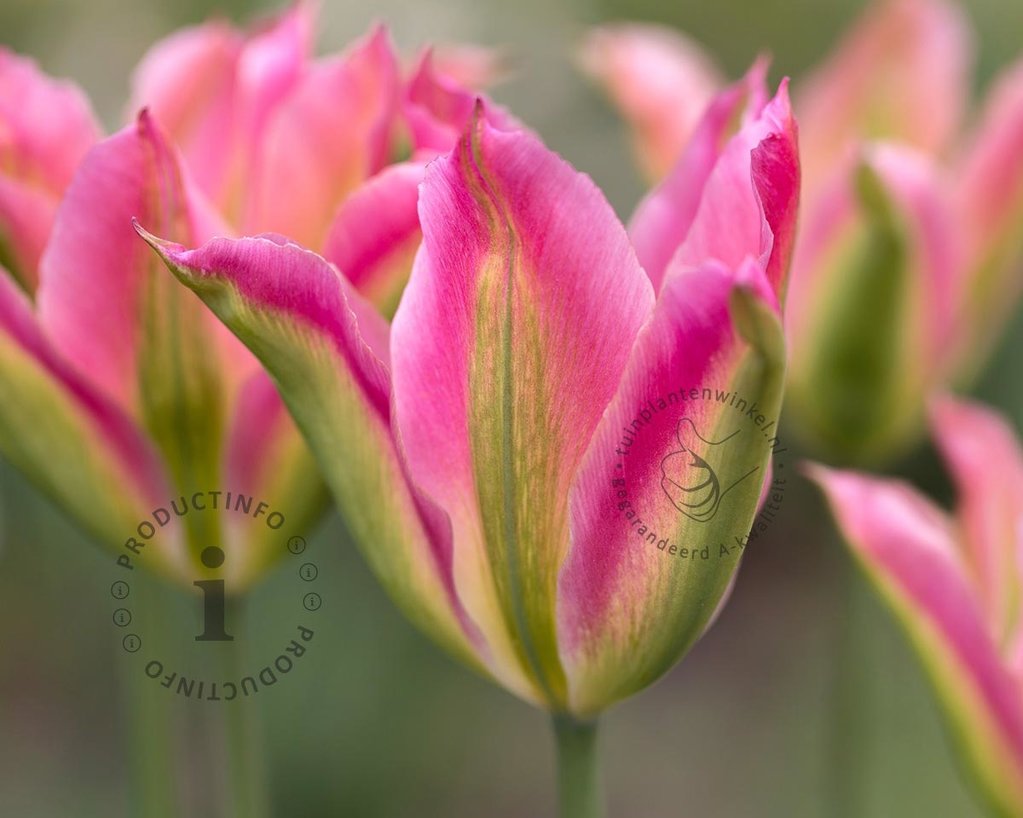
<box><xmin>120</xmin><ymin>581</ymin><xmax>178</xmax><ymax>818</ymax></box>
<box><xmin>222</xmin><ymin>598</ymin><xmax>270</xmax><ymax>818</ymax></box>
<box><xmin>828</xmin><ymin>552</ymin><xmax>871</xmax><ymax>818</ymax></box>
<box><xmin>553</xmin><ymin>715</ymin><xmax>604</xmax><ymax>818</ymax></box>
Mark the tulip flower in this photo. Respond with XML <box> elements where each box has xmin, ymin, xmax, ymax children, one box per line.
<box><xmin>582</xmin><ymin>0</ymin><xmax>1023</xmax><ymax>465</ymax></box>
<box><xmin>0</xmin><ymin>4</ymin><xmax>505</xmax><ymax>586</ymax></box>
<box><xmin>130</xmin><ymin>3</ymin><xmax>510</xmax><ymax>319</ymax></box>
<box><xmin>0</xmin><ymin>49</ymin><xmax>100</xmax><ymax>292</ymax></box>
<box><xmin>579</xmin><ymin>24</ymin><xmax>723</xmax><ymax>181</ymax></box>
<box><xmin>128</xmin><ymin>2</ymin><xmax>398</xmax><ymax>252</ymax></box>
<box><xmin>138</xmin><ymin>64</ymin><xmax>798</xmax><ymax>813</ymax></box>
<box><xmin>809</xmin><ymin>397</ymin><xmax>1023</xmax><ymax>816</ymax></box>
<box><xmin>0</xmin><ymin>111</ymin><xmax>325</xmax><ymax>587</ymax></box>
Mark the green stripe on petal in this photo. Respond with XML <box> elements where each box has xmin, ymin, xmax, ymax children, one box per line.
<box><xmin>391</xmin><ymin>115</ymin><xmax>655</xmax><ymax>708</ymax></box>
<box><xmin>140</xmin><ymin>230</ymin><xmax>491</xmax><ymax>683</ymax></box>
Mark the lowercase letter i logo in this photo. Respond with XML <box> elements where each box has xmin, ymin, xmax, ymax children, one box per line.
<box><xmin>194</xmin><ymin>546</ymin><xmax>233</xmax><ymax>642</ymax></box>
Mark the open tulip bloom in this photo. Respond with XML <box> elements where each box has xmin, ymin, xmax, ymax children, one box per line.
<box><xmin>0</xmin><ymin>5</ymin><xmax>505</xmax><ymax>587</ymax></box>
<box><xmin>810</xmin><ymin>398</ymin><xmax>1023</xmax><ymax>816</ymax></box>
<box><xmin>0</xmin><ymin>7</ymin><xmax>536</xmax><ymax>816</ymax></box>
<box><xmin>584</xmin><ymin>0</ymin><xmax>1023</xmax><ymax>465</ymax></box>
<box><xmin>135</xmin><ymin>60</ymin><xmax>798</xmax><ymax>812</ymax></box>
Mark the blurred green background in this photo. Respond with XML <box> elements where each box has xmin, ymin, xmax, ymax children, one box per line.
<box><xmin>2</xmin><ymin>0</ymin><xmax>1023</xmax><ymax>815</ymax></box>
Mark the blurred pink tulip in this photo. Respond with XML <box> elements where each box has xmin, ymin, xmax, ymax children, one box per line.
<box><xmin>138</xmin><ymin>68</ymin><xmax>799</xmax><ymax>714</ymax></box>
<box><xmin>129</xmin><ymin>3</ymin><xmax>398</xmax><ymax>250</ymax></box>
<box><xmin>0</xmin><ymin>50</ymin><xmax>100</xmax><ymax>291</ymax></box>
<box><xmin>584</xmin><ymin>0</ymin><xmax>1023</xmax><ymax>463</ymax></box>
<box><xmin>580</xmin><ymin>24</ymin><xmax>723</xmax><ymax>181</ymax></box>
<box><xmin>0</xmin><ymin>112</ymin><xmax>322</xmax><ymax>587</ymax></box>
<box><xmin>0</xmin><ymin>7</ymin><xmax>499</xmax><ymax>585</ymax></box>
<box><xmin>809</xmin><ymin>397</ymin><xmax>1023</xmax><ymax>815</ymax></box>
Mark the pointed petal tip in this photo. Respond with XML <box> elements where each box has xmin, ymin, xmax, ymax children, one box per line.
<box><xmin>747</xmin><ymin>52</ymin><xmax>772</xmax><ymax>85</ymax></box>
<box><xmin>131</xmin><ymin>218</ymin><xmax>176</xmax><ymax>253</ymax></box>
<box><xmin>801</xmin><ymin>459</ymin><xmax>838</xmax><ymax>489</ymax></box>
<box><xmin>366</xmin><ymin>19</ymin><xmax>392</xmax><ymax>42</ymax></box>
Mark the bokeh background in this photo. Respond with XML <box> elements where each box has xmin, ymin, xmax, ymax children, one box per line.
<box><xmin>2</xmin><ymin>0</ymin><xmax>1022</xmax><ymax>815</ymax></box>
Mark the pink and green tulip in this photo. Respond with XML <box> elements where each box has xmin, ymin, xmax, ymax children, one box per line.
<box><xmin>138</xmin><ymin>66</ymin><xmax>798</xmax><ymax>721</ymax></box>
<box><xmin>583</xmin><ymin>0</ymin><xmax>1023</xmax><ymax>464</ymax></box>
<box><xmin>0</xmin><ymin>49</ymin><xmax>100</xmax><ymax>292</ymax></box>
<box><xmin>0</xmin><ymin>5</ymin><xmax>503</xmax><ymax>586</ymax></box>
<box><xmin>809</xmin><ymin>397</ymin><xmax>1023</xmax><ymax>816</ymax></box>
<box><xmin>0</xmin><ymin>111</ymin><xmax>322</xmax><ymax>587</ymax></box>
<box><xmin>128</xmin><ymin>2</ymin><xmax>398</xmax><ymax>251</ymax></box>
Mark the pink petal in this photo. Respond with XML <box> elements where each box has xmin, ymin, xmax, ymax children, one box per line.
<box><xmin>658</xmin><ymin>76</ymin><xmax>800</xmax><ymax>298</ymax></box>
<box><xmin>127</xmin><ymin>20</ymin><xmax>242</xmax><ymax>203</ymax></box>
<box><xmin>951</xmin><ymin>58</ymin><xmax>1023</xmax><ymax>373</ymax></box>
<box><xmin>35</xmin><ymin>112</ymin><xmax>230</xmax><ymax>418</ymax></box>
<box><xmin>402</xmin><ymin>52</ymin><xmax>520</xmax><ymax>156</ymax></box>
<box><xmin>390</xmin><ymin>114</ymin><xmax>655</xmax><ymax>706</ymax></box>
<box><xmin>628</xmin><ymin>62</ymin><xmax>799</xmax><ymax>294</ymax></box>
<box><xmin>930</xmin><ymin>397</ymin><xmax>1023</xmax><ymax>644</ymax></box>
<box><xmin>580</xmin><ymin>24</ymin><xmax>723</xmax><ymax>180</ymax></box>
<box><xmin>810</xmin><ymin>464</ymin><xmax>1023</xmax><ymax>812</ymax></box>
<box><xmin>0</xmin><ymin>48</ymin><xmax>100</xmax><ymax>194</ymax></box>
<box><xmin>0</xmin><ymin>49</ymin><xmax>100</xmax><ymax>288</ymax></box>
<box><xmin>234</xmin><ymin>1</ymin><xmax>314</xmax><ymax>145</ymax></box>
<box><xmin>140</xmin><ymin>229</ymin><xmax>494</xmax><ymax>683</ymax></box>
<box><xmin>559</xmin><ymin>259</ymin><xmax>785</xmax><ymax>714</ymax></box>
<box><xmin>322</xmin><ymin>161</ymin><xmax>425</xmax><ymax>316</ymax></box>
<box><xmin>0</xmin><ymin>178</ymin><xmax>55</xmax><ymax>291</ymax></box>
<box><xmin>128</xmin><ymin>3</ymin><xmax>314</xmax><ymax>220</ymax></box>
<box><xmin>797</xmin><ymin>0</ymin><xmax>972</xmax><ymax>192</ymax></box>
<box><xmin>956</xmin><ymin>59</ymin><xmax>1023</xmax><ymax>262</ymax></box>
<box><xmin>245</xmin><ymin>24</ymin><xmax>400</xmax><ymax>248</ymax></box>
<box><xmin>0</xmin><ymin>270</ymin><xmax>173</xmax><ymax>548</ymax></box>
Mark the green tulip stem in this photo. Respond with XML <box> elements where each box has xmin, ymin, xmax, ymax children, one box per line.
<box><xmin>121</xmin><ymin>580</ymin><xmax>178</xmax><ymax>818</ymax></box>
<box><xmin>553</xmin><ymin>715</ymin><xmax>604</xmax><ymax>818</ymax></box>
<box><xmin>222</xmin><ymin>597</ymin><xmax>271</xmax><ymax>818</ymax></box>
<box><xmin>828</xmin><ymin>553</ymin><xmax>871</xmax><ymax>818</ymax></box>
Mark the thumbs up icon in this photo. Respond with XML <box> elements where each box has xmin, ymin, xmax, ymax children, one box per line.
<box><xmin>660</xmin><ymin>418</ymin><xmax>758</xmax><ymax>522</ymax></box>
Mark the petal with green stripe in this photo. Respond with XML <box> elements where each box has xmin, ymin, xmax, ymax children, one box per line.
<box><xmin>390</xmin><ymin>115</ymin><xmax>655</xmax><ymax>708</ymax></box>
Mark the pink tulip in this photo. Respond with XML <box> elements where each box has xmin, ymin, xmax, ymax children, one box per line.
<box><xmin>580</xmin><ymin>24</ymin><xmax>723</xmax><ymax>181</ymax></box>
<box><xmin>796</xmin><ymin>0</ymin><xmax>970</xmax><ymax>194</ymax></box>
<box><xmin>0</xmin><ymin>112</ymin><xmax>322</xmax><ymax>587</ymax></box>
<box><xmin>131</xmin><ymin>5</ymin><xmax>512</xmax><ymax>319</ymax></box>
<box><xmin>0</xmin><ymin>8</ymin><xmax>497</xmax><ymax>585</ymax></box>
<box><xmin>129</xmin><ymin>2</ymin><xmax>398</xmax><ymax>250</ymax></box>
<box><xmin>0</xmin><ymin>49</ymin><xmax>100</xmax><ymax>291</ymax></box>
<box><xmin>428</xmin><ymin>43</ymin><xmax>509</xmax><ymax>90</ymax></box>
<box><xmin>809</xmin><ymin>397</ymin><xmax>1023</xmax><ymax>815</ymax></box>
<box><xmin>583</xmin><ymin>0</ymin><xmax>1023</xmax><ymax>463</ymax></box>
<box><xmin>137</xmin><ymin>67</ymin><xmax>799</xmax><ymax>713</ymax></box>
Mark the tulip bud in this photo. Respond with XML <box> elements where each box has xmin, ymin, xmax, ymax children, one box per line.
<box><xmin>785</xmin><ymin>145</ymin><xmax>959</xmax><ymax>463</ymax></box>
